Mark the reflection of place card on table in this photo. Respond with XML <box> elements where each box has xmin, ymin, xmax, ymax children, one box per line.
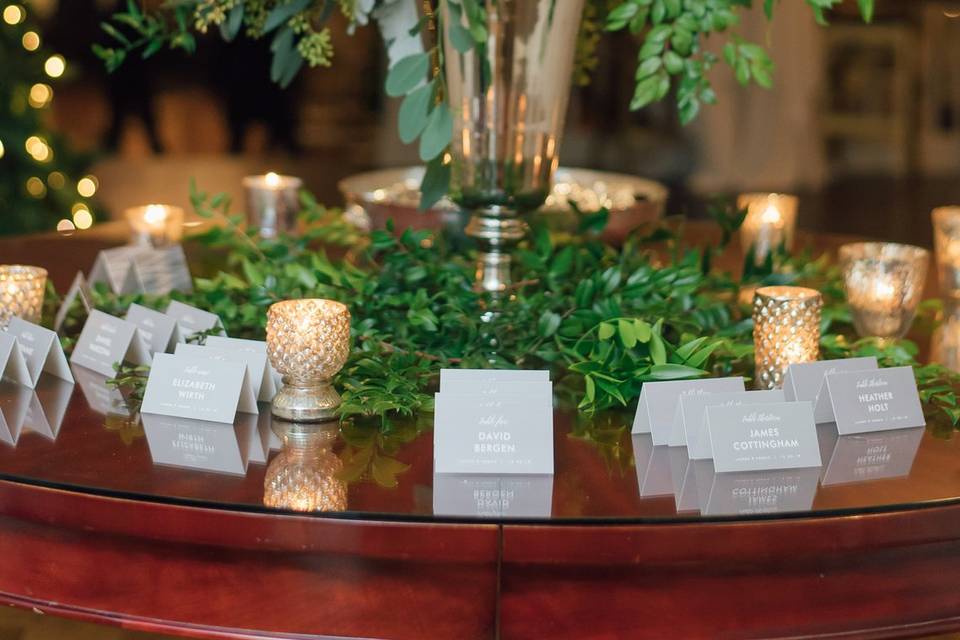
<box><xmin>820</xmin><ymin>425</ymin><xmax>924</xmax><ymax>486</ymax></box>
<box><xmin>668</xmin><ymin>446</ymin><xmax>699</xmax><ymax>512</ymax></box>
<box><xmin>21</xmin><ymin>376</ymin><xmax>74</xmax><ymax>440</ymax></box>
<box><xmin>632</xmin><ymin>434</ymin><xmax>674</xmax><ymax>497</ymax></box>
<box><xmin>432</xmin><ymin>473</ymin><xmax>554</xmax><ymax>518</ymax></box>
<box><xmin>0</xmin><ymin>381</ymin><xmax>31</xmax><ymax>446</ymax></box>
<box><xmin>125</xmin><ymin>303</ymin><xmax>178</xmax><ymax>356</ymax></box>
<box><xmin>681</xmin><ymin>389</ymin><xmax>785</xmax><ymax>460</ymax></box>
<box><xmin>247</xmin><ymin>411</ymin><xmax>274</xmax><ymax>464</ymax></box>
<box><xmin>141</xmin><ymin>352</ymin><xmax>257</xmax><ymax>424</ymax></box>
<box><xmin>204</xmin><ymin>336</ymin><xmax>277</xmax><ymax>402</ymax></box>
<box><xmin>6</xmin><ymin>317</ymin><xmax>74</xmax><ymax>386</ymax></box>
<box><xmin>434</xmin><ymin>390</ymin><xmax>554</xmax><ymax>475</ymax></box>
<box><xmin>820</xmin><ymin>366</ymin><xmax>925</xmax><ymax>435</ymax></box>
<box><xmin>695</xmin><ymin>465</ymin><xmax>820</xmax><ymax>516</ymax></box>
<box><xmin>71</xmin><ymin>363</ymin><xmax>127</xmax><ymax>416</ymax></box>
<box><xmin>142</xmin><ymin>413</ymin><xmax>250</xmax><ymax>476</ymax></box>
<box><xmin>70</xmin><ymin>310</ymin><xmax>150</xmax><ymax>377</ymax></box>
<box><xmin>165</xmin><ymin>300</ymin><xmax>225</xmax><ymax>340</ymax></box>
<box><xmin>54</xmin><ymin>271</ymin><xmax>92</xmax><ymax>332</ymax></box>
<box><xmin>707</xmin><ymin>401</ymin><xmax>821</xmax><ymax>473</ymax></box>
<box><xmin>782</xmin><ymin>357</ymin><xmax>878</xmax><ymax>423</ymax></box>
<box><xmin>632</xmin><ymin>376</ymin><xmax>745</xmax><ymax>443</ymax></box>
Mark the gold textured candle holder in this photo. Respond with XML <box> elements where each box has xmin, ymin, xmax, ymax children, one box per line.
<box><xmin>266</xmin><ymin>299</ymin><xmax>351</xmax><ymax>422</ymax></box>
<box><xmin>125</xmin><ymin>204</ymin><xmax>185</xmax><ymax>247</ymax></box>
<box><xmin>932</xmin><ymin>207</ymin><xmax>960</xmax><ymax>298</ymax></box>
<box><xmin>263</xmin><ymin>421</ymin><xmax>347</xmax><ymax>512</ymax></box>
<box><xmin>738</xmin><ymin>193</ymin><xmax>798</xmax><ymax>265</ymax></box>
<box><xmin>0</xmin><ymin>265</ymin><xmax>47</xmax><ymax>329</ymax></box>
<box><xmin>243</xmin><ymin>172</ymin><xmax>302</xmax><ymax>239</ymax></box>
<box><xmin>839</xmin><ymin>242</ymin><xmax>929</xmax><ymax>339</ymax></box>
<box><xmin>753</xmin><ymin>285</ymin><xmax>822</xmax><ymax>390</ymax></box>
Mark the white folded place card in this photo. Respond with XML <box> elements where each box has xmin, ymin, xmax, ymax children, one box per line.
<box><xmin>0</xmin><ymin>332</ymin><xmax>31</xmax><ymax>387</ymax></box>
<box><xmin>821</xmin><ymin>426</ymin><xmax>923</xmax><ymax>486</ymax></box>
<box><xmin>707</xmin><ymin>401</ymin><xmax>822</xmax><ymax>473</ymax></box>
<box><xmin>432</xmin><ymin>473</ymin><xmax>554</xmax><ymax>518</ymax></box>
<box><xmin>820</xmin><ymin>366</ymin><xmax>925</xmax><ymax>435</ymax></box>
<box><xmin>434</xmin><ymin>388</ymin><xmax>554</xmax><ymax>475</ymax></box>
<box><xmin>782</xmin><ymin>357</ymin><xmax>879</xmax><ymax>423</ymax></box>
<box><xmin>204</xmin><ymin>336</ymin><xmax>277</xmax><ymax>402</ymax></box>
<box><xmin>54</xmin><ymin>271</ymin><xmax>92</xmax><ymax>332</ymax></box>
<box><xmin>125</xmin><ymin>303</ymin><xmax>178</xmax><ymax>355</ymax></box>
<box><xmin>632</xmin><ymin>434</ymin><xmax>674</xmax><ymax>497</ymax></box>
<box><xmin>130</xmin><ymin>245</ymin><xmax>193</xmax><ymax>295</ymax></box>
<box><xmin>70</xmin><ymin>310</ymin><xmax>150</xmax><ymax>377</ymax></box>
<box><xmin>142</xmin><ymin>413</ymin><xmax>251</xmax><ymax>476</ymax></box>
<box><xmin>682</xmin><ymin>389</ymin><xmax>785</xmax><ymax>460</ymax></box>
<box><xmin>633</xmin><ymin>376</ymin><xmax>745</xmax><ymax>443</ymax></box>
<box><xmin>141</xmin><ymin>352</ymin><xmax>257</xmax><ymax>424</ymax></box>
<box><xmin>70</xmin><ymin>363</ymin><xmax>126</xmax><ymax>415</ymax></box>
<box><xmin>174</xmin><ymin>343</ymin><xmax>262</xmax><ymax>412</ymax></box>
<box><xmin>165</xmin><ymin>300</ymin><xmax>224</xmax><ymax>340</ymax></box>
<box><xmin>6</xmin><ymin>317</ymin><xmax>74</xmax><ymax>386</ymax></box>
<box><xmin>696</xmin><ymin>466</ymin><xmax>820</xmax><ymax>516</ymax></box>
<box><xmin>439</xmin><ymin>368</ymin><xmax>550</xmax><ymax>394</ymax></box>
<box><xmin>89</xmin><ymin>245</ymin><xmax>152</xmax><ymax>295</ymax></box>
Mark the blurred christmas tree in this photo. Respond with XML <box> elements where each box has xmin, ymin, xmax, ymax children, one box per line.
<box><xmin>0</xmin><ymin>2</ymin><xmax>98</xmax><ymax>236</ymax></box>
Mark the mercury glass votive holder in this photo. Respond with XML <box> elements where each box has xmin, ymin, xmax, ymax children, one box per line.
<box><xmin>839</xmin><ymin>242</ymin><xmax>930</xmax><ymax>339</ymax></box>
<box><xmin>125</xmin><ymin>204</ymin><xmax>185</xmax><ymax>247</ymax></box>
<box><xmin>263</xmin><ymin>421</ymin><xmax>347</xmax><ymax>512</ymax></box>
<box><xmin>266</xmin><ymin>299</ymin><xmax>351</xmax><ymax>422</ymax></box>
<box><xmin>932</xmin><ymin>206</ymin><xmax>960</xmax><ymax>298</ymax></box>
<box><xmin>243</xmin><ymin>172</ymin><xmax>302</xmax><ymax>239</ymax></box>
<box><xmin>738</xmin><ymin>193</ymin><xmax>799</xmax><ymax>265</ymax></box>
<box><xmin>753</xmin><ymin>286</ymin><xmax>822</xmax><ymax>390</ymax></box>
<box><xmin>0</xmin><ymin>265</ymin><xmax>47</xmax><ymax>329</ymax></box>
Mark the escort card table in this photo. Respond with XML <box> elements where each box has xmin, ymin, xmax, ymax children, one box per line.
<box><xmin>0</xmin><ymin>225</ymin><xmax>958</xmax><ymax>640</ymax></box>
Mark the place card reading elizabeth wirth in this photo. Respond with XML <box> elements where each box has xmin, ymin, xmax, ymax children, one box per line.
<box><xmin>707</xmin><ymin>401</ymin><xmax>821</xmax><ymax>473</ymax></box>
<box><xmin>821</xmin><ymin>366</ymin><xmax>925</xmax><ymax>435</ymax></box>
<box><xmin>140</xmin><ymin>353</ymin><xmax>257</xmax><ymax>424</ymax></box>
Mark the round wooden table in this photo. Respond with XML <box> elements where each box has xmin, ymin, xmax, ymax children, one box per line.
<box><xmin>0</xmin><ymin>225</ymin><xmax>958</xmax><ymax>640</ymax></box>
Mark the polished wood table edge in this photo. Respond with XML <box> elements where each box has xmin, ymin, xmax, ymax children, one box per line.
<box><xmin>0</xmin><ymin>479</ymin><xmax>500</xmax><ymax>563</ymax></box>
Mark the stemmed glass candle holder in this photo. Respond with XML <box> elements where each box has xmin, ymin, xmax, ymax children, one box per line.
<box><xmin>753</xmin><ymin>286</ymin><xmax>822</xmax><ymax>389</ymax></box>
<box><xmin>125</xmin><ymin>204</ymin><xmax>185</xmax><ymax>247</ymax></box>
<box><xmin>243</xmin><ymin>172</ymin><xmax>302</xmax><ymax>239</ymax></box>
<box><xmin>839</xmin><ymin>242</ymin><xmax>929</xmax><ymax>340</ymax></box>
<box><xmin>266</xmin><ymin>299</ymin><xmax>351</xmax><ymax>422</ymax></box>
<box><xmin>0</xmin><ymin>265</ymin><xmax>47</xmax><ymax>329</ymax></box>
<box><xmin>932</xmin><ymin>206</ymin><xmax>960</xmax><ymax>298</ymax></box>
<box><xmin>738</xmin><ymin>193</ymin><xmax>799</xmax><ymax>265</ymax></box>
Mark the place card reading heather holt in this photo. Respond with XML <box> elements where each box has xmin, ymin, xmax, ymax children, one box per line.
<box><xmin>820</xmin><ymin>366</ymin><xmax>925</xmax><ymax>435</ymax></box>
<box><xmin>782</xmin><ymin>356</ymin><xmax>878</xmax><ymax>423</ymax></box>
<box><xmin>707</xmin><ymin>402</ymin><xmax>821</xmax><ymax>473</ymax></box>
<box><xmin>141</xmin><ymin>353</ymin><xmax>256</xmax><ymax>424</ymax></box>
<box><xmin>69</xmin><ymin>310</ymin><xmax>149</xmax><ymax>377</ymax></box>
<box><xmin>632</xmin><ymin>376</ymin><xmax>745</xmax><ymax>444</ymax></box>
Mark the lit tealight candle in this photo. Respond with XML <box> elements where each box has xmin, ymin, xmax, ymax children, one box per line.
<box><xmin>840</xmin><ymin>242</ymin><xmax>929</xmax><ymax>339</ymax></box>
<box><xmin>243</xmin><ymin>172</ymin><xmax>303</xmax><ymax>239</ymax></box>
<box><xmin>0</xmin><ymin>265</ymin><xmax>47</xmax><ymax>329</ymax></box>
<box><xmin>125</xmin><ymin>204</ymin><xmax>185</xmax><ymax>247</ymax></box>
<box><xmin>738</xmin><ymin>193</ymin><xmax>798</xmax><ymax>265</ymax></box>
<box><xmin>753</xmin><ymin>285</ymin><xmax>822</xmax><ymax>389</ymax></box>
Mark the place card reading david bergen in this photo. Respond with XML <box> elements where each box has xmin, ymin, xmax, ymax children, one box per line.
<box><xmin>433</xmin><ymin>392</ymin><xmax>553</xmax><ymax>475</ymax></box>
<box><xmin>141</xmin><ymin>353</ymin><xmax>248</xmax><ymax>424</ymax></box>
<box><xmin>824</xmin><ymin>366</ymin><xmax>925</xmax><ymax>435</ymax></box>
<box><xmin>707</xmin><ymin>402</ymin><xmax>821</xmax><ymax>473</ymax></box>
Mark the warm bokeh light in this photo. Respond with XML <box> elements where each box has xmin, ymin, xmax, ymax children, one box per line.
<box><xmin>25</xmin><ymin>177</ymin><xmax>45</xmax><ymax>197</ymax></box>
<box><xmin>21</xmin><ymin>30</ymin><xmax>39</xmax><ymax>51</ymax></box>
<box><xmin>71</xmin><ymin>202</ymin><xmax>89</xmax><ymax>214</ymax></box>
<box><xmin>2</xmin><ymin>5</ymin><xmax>23</xmax><ymax>25</ymax></box>
<box><xmin>0</xmin><ymin>139</ymin><xmax>5</xmax><ymax>159</ymax></box>
<box><xmin>46</xmin><ymin>171</ymin><xmax>65</xmax><ymax>189</ymax></box>
<box><xmin>265</xmin><ymin>171</ymin><xmax>281</xmax><ymax>187</ymax></box>
<box><xmin>28</xmin><ymin>83</ymin><xmax>52</xmax><ymax>108</ymax></box>
<box><xmin>44</xmin><ymin>55</ymin><xmax>65</xmax><ymax>78</ymax></box>
<box><xmin>56</xmin><ymin>219</ymin><xmax>75</xmax><ymax>235</ymax></box>
<box><xmin>73</xmin><ymin>208</ymin><xmax>93</xmax><ymax>229</ymax></box>
<box><xmin>25</xmin><ymin>135</ymin><xmax>51</xmax><ymax>162</ymax></box>
<box><xmin>143</xmin><ymin>204</ymin><xmax>169</xmax><ymax>224</ymax></box>
<box><xmin>76</xmin><ymin>176</ymin><xmax>97</xmax><ymax>197</ymax></box>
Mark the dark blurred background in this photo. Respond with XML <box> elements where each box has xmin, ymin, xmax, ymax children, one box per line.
<box><xmin>16</xmin><ymin>0</ymin><xmax>960</xmax><ymax>245</ymax></box>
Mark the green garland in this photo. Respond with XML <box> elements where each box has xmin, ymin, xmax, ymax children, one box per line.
<box><xmin>56</xmin><ymin>184</ymin><xmax>960</xmax><ymax>440</ymax></box>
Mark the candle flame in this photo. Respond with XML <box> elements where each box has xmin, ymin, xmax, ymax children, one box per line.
<box><xmin>873</xmin><ymin>280</ymin><xmax>896</xmax><ymax>299</ymax></box>
<box><xmin>144</xmin><ymin>204</ymin><xmax>169</xmax><ymax>225</ymax></box>
<box><xmin>760</xmin><ymin>203</ymin><xmax>782</xmax><ymax>224</ymax></box>
<box><xmin>265</xmin><ymin>172</ymin><xmax>281</xmax><ymax>187</ymax></box>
